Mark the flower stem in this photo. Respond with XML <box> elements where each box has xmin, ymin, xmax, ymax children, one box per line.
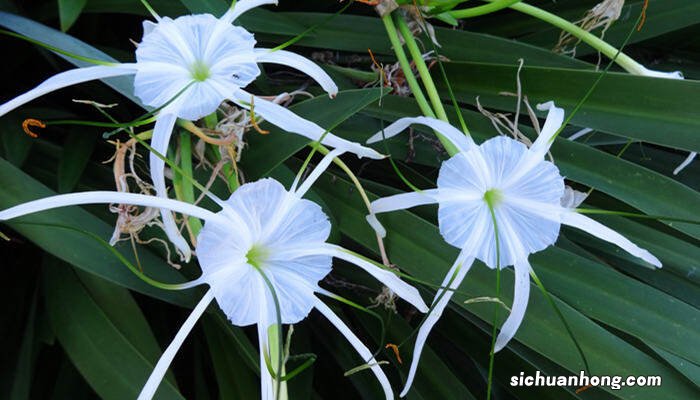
<box><xmin>394</xmin><ymin>15</ymin><xmax>449</xmax><ymax>122</ymax></box>
<box><xmin>447</xmin><ymin>0</ymin><xmax>522</xmax><ymax>18</ymax></box>
<box><xmin>451</xmin><ymin>1</ymin><xmax>648</xmax><ymax>75</ymax></box>
<box><xmin>382</xmin><ymin>13</ymin><xmax>460</xmax><ymax>156</ymax></box>
<box><xmin>381</xmin><ymin>14</ymin><xmax>435</xmax><ymax>119</ymax></box>
<box><xmin>178</xmin><ymin>132</ymin><xmax>203</xmax><ymax>237</ymax></box>
<box><xmin>486</xmin><ymin>202</ymin><xmax>501</xmax><ymax>400</ymax></box>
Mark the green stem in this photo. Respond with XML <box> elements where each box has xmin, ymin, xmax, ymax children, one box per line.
<box><xmin>485</xmin><ymin>201</ymin><xmax>501</xmax><ymax>400</ymax></box>
<box><xmin>445</xmin><ymin>0</ymin><xmax>523</xmax><ymax>20</ymax></box>
<box><xmin>382</xmin><ymin>14</ymin><xmax>460</xmax><ymax>156</ymax></box>
<box><xmin>455</xmin><ymin>1</ymin><xmax>649</xmax><ymax>75</ymax></box>
<box><xmin>178</xmin><ymin>132</ymin><xmax>203</xmax><ymax>236</ymax></box>
<box><xmin>381</xmin><ymin>14</ymin><xmax>435</xmax><ymax>119</ymax></box>
<box><xmin>394</xmin><ymin>15</ymin><xmax>448</xmax><ymax>122</ymax></box>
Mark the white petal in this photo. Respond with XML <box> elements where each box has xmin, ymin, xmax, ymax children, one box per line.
<box><xmin>638</xmin><ymin>66</ymin><xmax>684</xmax><ymax>80</ymax></box>
<box><xmin>532</xmin><ymin>101</ymin><xmax>565</xmax><ymax>158</ymax></box>
<box><xmin>0</xmin><ymin>65</ymin><xmax>137</xmax><ymax>117</ymax></box>
<box><xmin>562</xmin><ymin>210</ymin><xmax>662</xmax><ymax>268</ymax></box>
<box><xmin>231</xmin><ymin>89</ymin><xmax>382</xmax><ymax>159</ymax></box>
<box><xmin>138</xmin><ymin>16</ymin><xmax>196</xmax><ymax>65</ymax></box>
<box><xmin>367</xmin><ymin>190</ymin><xmax>440</xmax><ymax>238</ymax></box>
<box><xmin>494</xmin><ymin>259</ymin><xmax>531</xmax><ymax>352</ymax></box>
<box><xmin>366</xmin><ymin>213</ymin><xmax>387</xmax><ymax>238</ymax></box>
<box><xmin>370</xmin><ymin>190</ymin><xmax>440</xmax><ymax>215</ymax></box>
<box><xmin>313</xmin><ymin>298</ymin><xmax>394</xmax><ymax>400</ymax></box>
<box><xmin>142</xmin><ymin>20</ymin><xmax>157</xmax><ymax>37</ymax></box>
<box><xmin>293</xmin><ymin>148</ymin><xmax>346</xmax><ymax>197</ymax></box>
<box><xmin>254</xmin><ymin>48</ymin><xmax>338</xmax><ymax>96</ymax></box>
<box><xmin>210</xmin><ymin>268</ymin><xmax>265</xmax><ymax>326</ymax></box>
<box><xmin>568</xmin><ymin>127</ymin><xmax>593</xmax><ymax>141</ymax></box>
<box><xmin>148</xmin><ymin>113</ymin><xmax>192</xmax><ymax>261</ymax></box>
<box><xmin>673</xmin><ymin>152</ymin><xmax>696</xmax><ymax>175</ymax></box>
<box><xmin>400</xmin><ymin>253</ymin><xmax>474</xmax><ymax>397</ymax></box>
<box><xmin>0</xmin><ymin>191</ymin><xmax>227</xmax><ymax>225</ymax></box>
<box><xmin>366</xmin><ymin>116</ymin><xmax>476</xmax><ymax>154</ymax></box>
<box><xmin>221</xmin><ymin>0</ymin><xmax>279</xmax><ymax>24</ymax></box>
<box><xmin>320</xmin><ymin>244</ymin><xmax>429</xmax><ymax>312</ymax></box>
<box><xmin>138</xmin><ymin>289</ymin><xmax>214</xmax><ymax>400</ymax></box>
<box><xmin>133</xmin><ymin>64</ymin><xmax>192</xmax><ymax>112</ymax></box>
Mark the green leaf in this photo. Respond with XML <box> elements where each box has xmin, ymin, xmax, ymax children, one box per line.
<box><xmin>58</xmin><ymin>0</ymin><xmax>87</xmax><ymax>31</ymax></box>
<box><xmin>240</xmin><ymin>88</ymin><xmax>386</xmax><ymax>180</ymax></box>
<box><xmin>9</xmin><ymin>285</ymin><xmax>39</xmax><ymax>400</ymax></box>
<box><xmin>438</xmin><ymin>61</ymin><xmax>700</xmax><ymax>153</ymax></box>
<box><xmin>202</xmin><ymin>316</ymin><xmax>259</xmax><ymax>399</ymax></box>
<box><xmin>0</xmin><ymin>156</ymin><xmax>196</xmax><ymax>307</ymax></box>
<box><xmin>42</xmin><ymin>257</ymin><xmax>185</xmax><ymax>400</ymax></box>
<box><xmin>275</xmin><ymin>13</ymin><xmax>589</xmax><ymax>68</ymax></box>
<box><xmin>57</xmin><ymin>131</ymin><xmax>95</xmax><ymax>193</ymax></box>
<box><xmin>0</xmin><ymin>11</ymin><xmax>141</xmax><ymax>105</ymax></box>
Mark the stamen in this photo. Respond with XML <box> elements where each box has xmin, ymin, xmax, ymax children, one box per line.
<box><xmin>22</xmin><ymin>118</ymin><xmax>46</xmax><ymax>138</ymax></box>
<box><xmin>368</xmin><ymin>48</ymin><xmax>390</xmax><ymax>87</ymax></box>
<box><xmin>249</xmin><ymin>97</ymin><xmax>270</xmax><ymax>135</ymax></box>
<box><xmin>637</xmin><ymin>0</ymin><xmax>649</xmax><ymax>31</ymax></box>
<box><xmin>385</xmin><ymin>343</ymin><xmax>402</xmax><ymax>364</ymax></box>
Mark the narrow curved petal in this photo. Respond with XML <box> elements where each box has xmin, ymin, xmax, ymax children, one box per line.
<box><xmin>0</xmin><ymin>64</ymin><xmax>137</xmax><ymax>117</ymax></box>
<box><xmin>254</xmin><ymin>48</ymin><xmax>338</xmax><ymax>96</ymax></box>
<box><xmin>532</xmin><ymin>101</ymin><xmax>565</xmax><ymax>157</ymax></box>
<box><xmin>562</xmin><ymin>211</ymin><xmax>662</xmax><ymax>268</ymax></box>
<box><xmin>673</xmin><ymin>152</ymin><xmax>697</xmax><ymax>175</ymax></box>
<box><xmin>366</xmin><ymin>116</ymin><xmax>476</xmax><ymax>153</ymax></box>
<box><xmin>221</xmin><ymin>0</ymin><xmax>279</xmax><ymax>24</ymax></box>
<box><xmin>293</xmin><ymin>148</ymin><xmax>345</xmax><ymax>197</ymax></box>
<box><xmin>0</xmin><ymin>191</ymin><xmax>227</xmax><ymax>225</ymax></box>
<box><xmin>494</xmin><ymin>259</ymin><xmax>531</xmax><ymax>352</ymax></box>
<box><xmin>367</xmin><ymin>190</ymin><xmax>440</xmax><ymax>238</ymax></box>
<box><xmin>148</xmin><ymin>113</ymin><xmax>192</xmax><ymax>261</ymax></box>
<box><xmin>231</xmin><ymin>89</ymin><xmax>383</xmax><ymax>159</ymax></box>
<box><xmin>370</xmin><ymin>190</ymin><xmax>440</xmax><ymax>215</ymax></box>
<box><xmin>138</xmin><ymin>289</ymin><xmax>214</xmax><ymax>400</ymax></box>
<box><xmin>638</xmin><ymin>66</ymin><xmax>684</xmax><ymax>80</ymax></box>
<box><xmin>313</xmin><ymin>298</ymin><xmax>394</xmax><ymax>400</ymax></box>
<box><xmin>321</xmin><ymin>244</ymin><xmax>429</xmax><ymax>313</ymax></box>
<box><xmin>568</xmin><ymin>127</ymin><xmax>593</xmax><ymax>141</ymax></box>
<box><xmin>400</xmin><ymin>253</ymin><xmax>474</xmax><ymax>397</ymax></box>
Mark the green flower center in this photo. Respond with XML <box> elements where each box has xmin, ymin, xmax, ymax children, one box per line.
<box><xmin>190</xmin><ymin>60</ymin><xmax>211</xmax><ymax>82</ymax></box>
<box><xmin>246</xmin><ymin>245</ymin><xmax>269</xmax><ymax>269</ymax></box>
<box><xmin>483</xmin><ymin>188</ymin><xmax>503</xmax><ymax>208</ymax></box>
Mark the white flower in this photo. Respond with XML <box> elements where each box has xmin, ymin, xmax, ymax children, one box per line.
<box><xmin>365</xmin><ymin>103</ymin><xmax>661</xmax><ymax>397</ymax></box>
<box><xmin>0</xmin><ymin>149</ymin><xmax>427</xmax><ymax>400</ymax></box>
<box><xmin>0</xmin><ymin>0</ymin><xmax>382</xmax><ymax>262</ymax></box>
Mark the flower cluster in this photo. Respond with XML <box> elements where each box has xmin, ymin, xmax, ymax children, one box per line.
<box><xmin>0</xmin><ymin>1</ymin><xmax>666</xmax><ymax>399</ymax></box>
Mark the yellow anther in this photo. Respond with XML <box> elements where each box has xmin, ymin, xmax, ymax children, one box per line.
<box><xmin>22</xmin><ymin>118</ymin><xmax>46</xmax><ymax>138</ymax></box>
<box><xmin>385</xmin><ymin>343</ymin><xmax>402</xmax><ymax>364</ymax></box>
<box><xmin>249</xmin><ymin>97</ymin><xmax>270</xmax><ymax>135</ymax></box>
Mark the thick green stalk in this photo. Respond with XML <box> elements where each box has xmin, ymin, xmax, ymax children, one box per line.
<box><xmin>447</xmin><ymin>0</ymin><xmax>521</xmax><ymax>18</ymax></box>
<box><xmin>381</xmin><ymin>14</ymin><xmax>435</xmax><ymax>118</ymax></box>
<box><xmin>382</xmin><ymin>14</ymin><xmax>460</xmax><ymax>156</ymax></box>
<box><xmin>450</xmin><ymin>1</ymin><xmax>649</xmax><ymax>75</ymax></box>
<box><xmin>394</xmin><ymin>15</ymin><xmax>449</xmax><ymax>122</ymax></box>
<box><xmin>178</xmin><ymin>132</ymin><xmax>203</xmax><ymax>236</ymax></box>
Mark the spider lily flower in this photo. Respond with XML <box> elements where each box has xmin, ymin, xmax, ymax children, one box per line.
<box><xmin>365</xmin><ymin>103</ymin><xmax>661</xmax><ymax>397</ymax></box>
<box><xmin>0</xmin><ymin>0</ymin><xmax>382</xmax><ymax>262</ymax></box>
<box><xmin>0</xmin><ymin>149</ymin><xmax>427</xmax><ymax>400</ymax></box>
